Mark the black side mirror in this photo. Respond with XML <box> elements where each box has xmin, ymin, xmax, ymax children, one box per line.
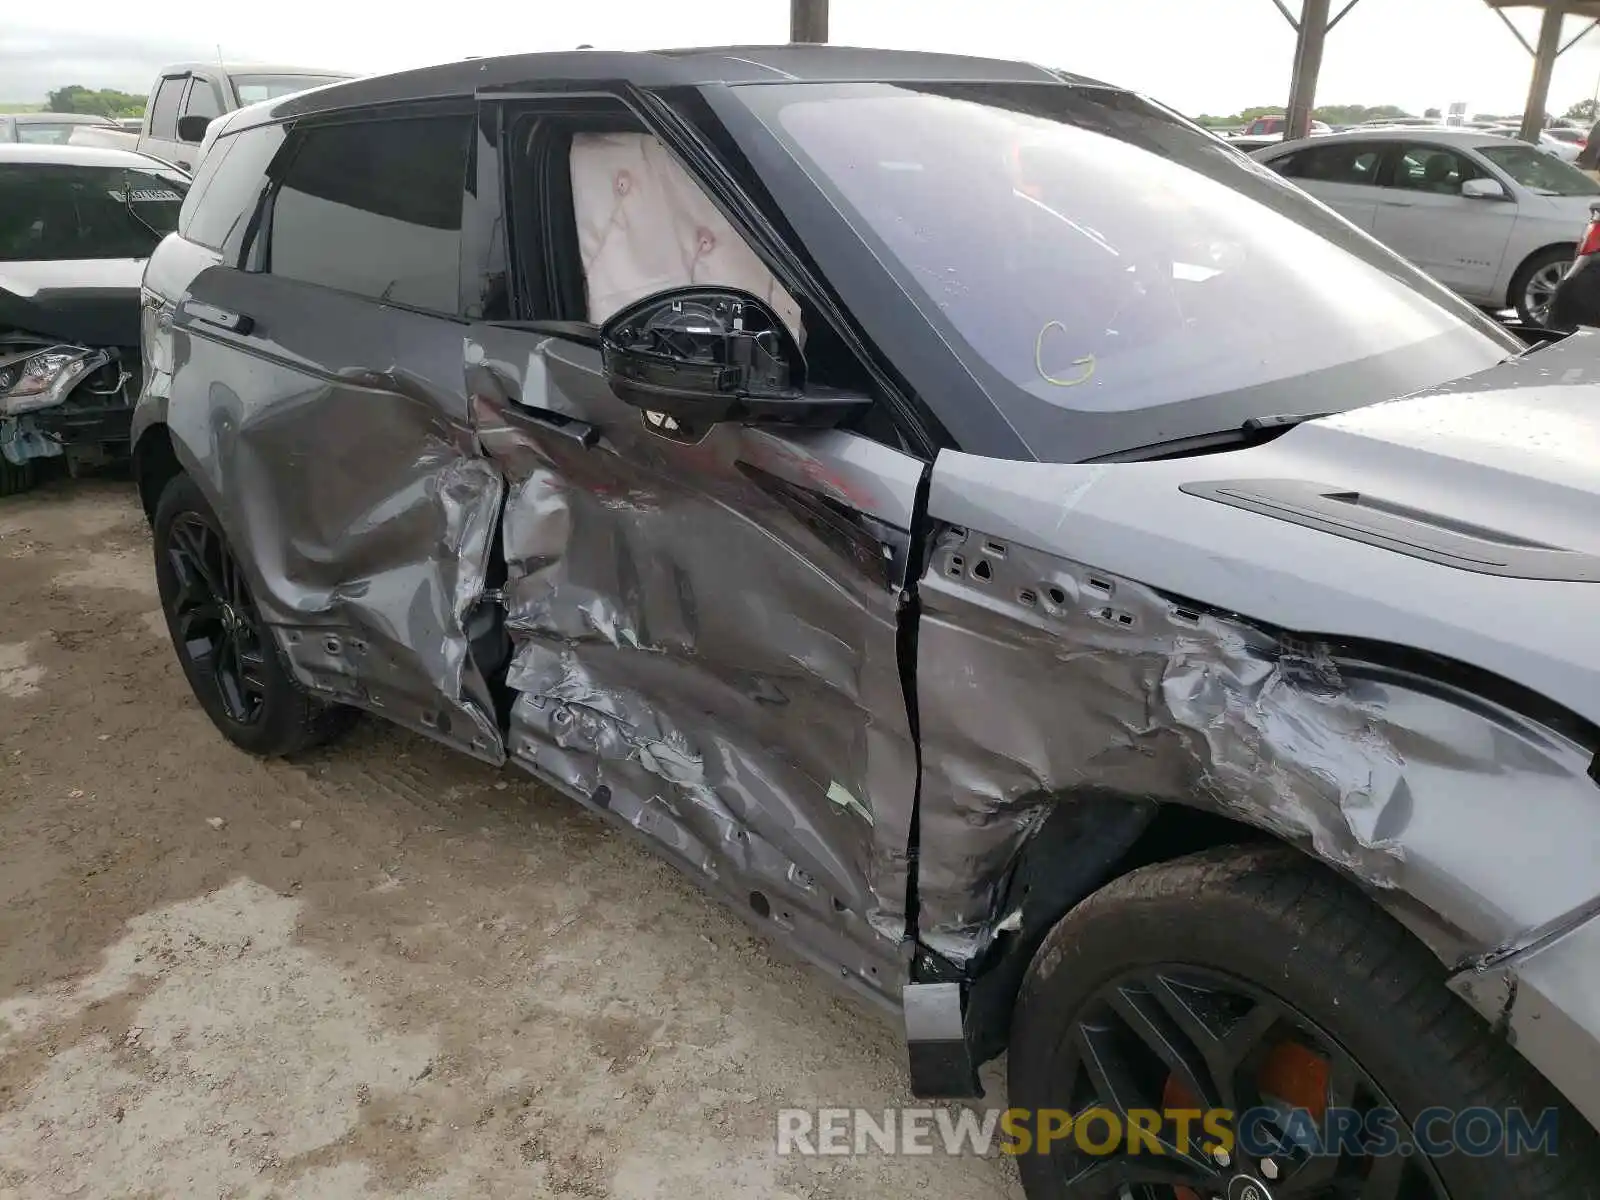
<box><xmin>176</xmin><ymin>115</ymin><xmax>211</xmax><ymax>144</ymax></box>
<box><xmin>600</xmin><ymin>288</ymin><xmax>868</xmax><ymax>433</ymax></box>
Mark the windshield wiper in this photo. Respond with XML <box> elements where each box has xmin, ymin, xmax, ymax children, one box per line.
<box><xmin>1091</xmin><ymin>411</ymin><xmax>1333</xmax><ymax>463</ymax></box>
<box><xmin>1240</xmin><ymin>411</ymin><xmax>1333</xmax><ymax>432</ymax></box>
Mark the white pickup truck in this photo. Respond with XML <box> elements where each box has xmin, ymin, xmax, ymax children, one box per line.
<box><xmin>135</xmin><ymin>63</ymin><xmax>351</xmax><ymax>170</ymax></box>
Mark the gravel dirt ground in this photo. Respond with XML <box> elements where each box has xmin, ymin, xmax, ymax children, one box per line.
<box><xmin>0</xmin><ymin>478</ymin><xmax>1020</xmax><ymax>1200</ymax></box>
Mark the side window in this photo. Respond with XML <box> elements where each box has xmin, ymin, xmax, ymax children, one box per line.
<box><xmin>265</xmin><ymin>114</ymin><xmax>472</xmax><ymax>313</ymax></box>
<box><xmin>1277</xmin><ymin>143</ymin><xmax>1384</xmax><ymax>186</ymax></box>
<box><xmin>1268</xmin><ymin>150</ymin><xmax>1302</xmax><ymax>177</ymax></box>
<box><xmin>506</xmin><ymin>108</ymin><xmax>911</xmax><ymax>444</ymax></box>
<box><xmin>182</xmin><ymin>77</ymin><xmax>222</xmax><ymax>123</ymax></box>
<box><xmin>176</xmin><ymin>130</ymin><xmax>234</xmax><ymax>236</ymax></box>
<box><xmin>149</xmin><ymin>78</ymin><xmax>184</xmax><ymax>140</ymax></box>
<box><xmin>1392</xmin><ymin>145</ymin><xmax>1481</xmax><ymax>193</ymax></box>
<box><xmin>182</xmin><ymin>125</ymin><xmax>284</xmax><ymax>253</ymax></box>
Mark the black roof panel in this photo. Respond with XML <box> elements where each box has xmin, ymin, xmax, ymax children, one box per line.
<box><xmin>231</xmin><ymin>45</ymin><xmax>1110</xmax><ymax>129</ymax></box>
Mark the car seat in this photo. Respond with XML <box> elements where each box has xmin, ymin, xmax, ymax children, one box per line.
<box><xmin>1422</xmin><ymin>153</ymin><xmax>1457</xmax><ymax>193</ymax></box>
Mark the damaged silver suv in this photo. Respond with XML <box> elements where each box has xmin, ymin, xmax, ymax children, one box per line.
<box><xmin>134</xmin><ymin>48</ymin><xmax>1600</xmax><ymax>1198</ymax></box>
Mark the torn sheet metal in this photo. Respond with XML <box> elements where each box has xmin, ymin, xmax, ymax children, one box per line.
<box><xmin>1</xmin><ymin>417</ymin><xmax>63</xmax><ymax>464</ymax></box>
<box><xmin>167</xmin><ymin>267</ymin><xmax>505</xmax><ymax>762</ymax></box>
<box><xmin>913</xmin><ymin>524</ymin><xmax>1600</xmax><ymax>964</ymax></box>
<box><xmin>1448</xmin><ymin>900</ymin><xmax>1600</xmax><ymax>1134</ymax></box>
<box><xmin>251</xmin><ymin>431</ymin><xmax>504</xmax><ymax>761</ymax></box>
<box><xmin>468</xmin><ymin>327</ymin><xmax>920</xmax><ymax>997</ymax></box>
<box><xmin>906</xmin><ymin>433</ymin><xmax>1600</xmax><ymax>970</ymax></box>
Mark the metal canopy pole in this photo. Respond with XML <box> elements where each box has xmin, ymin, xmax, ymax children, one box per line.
<box><xmin>1285</xmin><ymin>0</ymin><xmax>1333</xmax><ymax>140</ymax></box>
<box><xmin>1521</xmin><ymin>4</ymin><xmax>1568</xmax><ymax>139</ymax></box>
<box><xmin>790</xmin><ymin>0</ymin><xmax>829</xmax><ymax>43</ymax></box>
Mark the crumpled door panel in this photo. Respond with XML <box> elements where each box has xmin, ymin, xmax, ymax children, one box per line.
<box><xmin>168</xmin><ymin>267</ymin><xmax>505</xmax><ymax>762</ymax></box>
<box><xmin>468</xmin><ymin>326</ymin><xmax>920</xmax><ymax>994</ymax></box>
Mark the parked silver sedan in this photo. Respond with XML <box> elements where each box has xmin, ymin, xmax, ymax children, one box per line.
<box><xmin>1254</xmin><ymin>127</ymin><xmax>1600</xmax><ymax>323</ymax></box>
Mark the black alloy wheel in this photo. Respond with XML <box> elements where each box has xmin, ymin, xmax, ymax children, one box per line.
<box><xmin>165</xmin><ymin>510</ymin><xmax>269</xmax><ymax>726</ymax></box>
<box><xmin>1010</xmin><ymin>847</ymin><xmax>1600</xmax><ymax>1200</ymax></box>
<box><xmin>1046</xmin><ymin>965</ymin><xmax>1447</xmax><ymax>1199</ymax></box>
<box><xmin>153</xmin><ymin>473</ymin><xmax>355</xmax><ymax>757</ymax></box>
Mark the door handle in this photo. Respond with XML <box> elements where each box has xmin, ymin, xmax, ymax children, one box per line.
<box><xmin>493</xmin><ymin>391</ymin><xmax>598</xmax><ymax>448</ymax></box>
<box><xmin>521</xmin><ymin>407</ymin><xmax>598</xmax><ymax>448</ymax></box>
<box><xmin>184</xmin><ymin>301</ymin><xmax>254</xmax><ymax>335</ymax></box>
<box><xmin>468</xmin><ymin>352</ymin><xmax>599</xmax><ymax>448</ymax></box>
<box><xmin>1380</xmin><ymin>200</ymin><xmax>1415</xmax><ymax>208</ymax></box>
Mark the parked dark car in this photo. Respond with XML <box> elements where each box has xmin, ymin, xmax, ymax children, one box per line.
<box><xmin>134</xmin><ymin>47</ymin><xmax>1600</xmax><ymax>1198</ymax></box>
<box><xmin>1</xmin><ymin>142</ymin><xmax>187</xmax><ymax>494</ymax></box>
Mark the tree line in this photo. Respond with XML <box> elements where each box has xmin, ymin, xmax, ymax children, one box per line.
<box><xmin>45</xmin><ymin>85</ymin><xmax>147</xmax><ymax>119</ymax></box>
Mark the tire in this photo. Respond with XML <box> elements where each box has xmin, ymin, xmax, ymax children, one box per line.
<box><xmin>0</xmin><ymin>455</ymin><xmax>37</xmax><ymax>497</ymax></box>
<box><xmin>1511</xmin><ymin>245</ymin><xmax>1574</xmax><ymax>327</ymax></box>
<box><xmin>153</xmin><ymin>472</ymin><xmax>356</xmax><ymax>757</ymax></box>
<box><xmin>1009</xmin><ymin>844</ymin><xmax>1600</xmax><ymax>1200</ymax></box>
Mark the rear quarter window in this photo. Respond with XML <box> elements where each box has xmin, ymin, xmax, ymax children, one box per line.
<box><xmin>180</xmin><ymin>124</ymin><xmax>285</xmax><ymax>254</ymax></box>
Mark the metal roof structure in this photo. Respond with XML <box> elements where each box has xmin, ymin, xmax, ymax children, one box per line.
<box><xmin>1485</xmin><ymin>2</ymin><xmax>1600</xmax><ymax>139</ymax></box>
<box><xmin>1486</xmin><ymin>0</ymin><xmax>1600</xmax><ymax>19</ymax></box>
<box><xmin>1220</xmin><ymin>0</ymin><xmax>1600</xmax><ymax>142</ymax></box>
<box><xmin>783</xmin><ymin>0</ymin><xmax>1600</xmax><ymax>144</ymax></box>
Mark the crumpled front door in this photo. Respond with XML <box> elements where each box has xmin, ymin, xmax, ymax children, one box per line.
<box><xmin>467</xmin><ymin>324</ymin><xmax>923</xmax><ymax>994</ymax></box>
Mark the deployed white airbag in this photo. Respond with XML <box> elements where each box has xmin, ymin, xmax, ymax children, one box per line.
<box><xmin>570</xmin><ymin>132</ymin><xmax>803</xmax><ymax>340</ymax></box>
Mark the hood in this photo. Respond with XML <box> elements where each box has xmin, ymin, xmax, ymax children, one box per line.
<box><xmin>0</xmin><ymin>258</ymin><xmax>145</xmax><ymax>348</ymax></box>
<box><xmin>923</xmin><ymin>331</ymin><xmax>1600</xmax><ymax>729</ymax></box>
<box><xmin>1520</xmin><ymin>190</ymin><xmax>1599</xmax><ymax>220</ymax></box>
<box><xmin>1256</xmin><ymin>329</ymin><xmax>1600</xmax><ymax>564</ymax></box>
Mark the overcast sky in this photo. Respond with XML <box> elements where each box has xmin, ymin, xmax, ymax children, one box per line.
<box><xmin>10</xmin><ymin>0</ymin><xmax>1600</xmax><ymax>119</ymax></box>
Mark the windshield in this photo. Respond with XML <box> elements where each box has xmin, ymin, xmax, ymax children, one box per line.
<box><xmin>230</xmin><ymin>74</ymin><xmax>347</xmax><ymax>105</ymax></box>
<box><xmin>1478</xmin><ymin>143</ymin><xmax>1600</xmax><ymax>195</ymax></box>
<box><xmin>0</xmin><ymin>163</ymin><xmax>188</xmax><ymax>261</ymax></box>
<box><xmin>741</xmin><ymin>82</ymin><xmax>1518</xmax><ymax>462</ymax></box>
